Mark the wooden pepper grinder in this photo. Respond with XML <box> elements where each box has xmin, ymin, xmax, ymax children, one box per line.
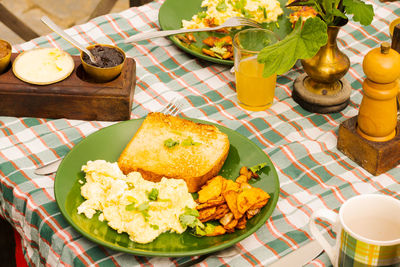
<box><xmin>337</xmin><ymin>42</ymin><xmax>400</xmax><ymax>175</ymax></box>
<box><xmin>357</xmin><ymin>42</ymin><xmax>400</xmax><ymax>141</ymax></box>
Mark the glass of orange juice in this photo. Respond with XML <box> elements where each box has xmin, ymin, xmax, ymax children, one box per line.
<box><xmin>234</xmin><ymin>28</ymin><xmax>279</xmax><ymax>111</ymax></box>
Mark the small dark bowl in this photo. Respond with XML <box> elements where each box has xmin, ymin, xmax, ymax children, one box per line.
<box><xmin>80</xmin><ymin>44</ymin><xmax>126</xmax><ymax>82</ymax></box>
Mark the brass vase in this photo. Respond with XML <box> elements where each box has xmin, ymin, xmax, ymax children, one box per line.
<box><xmin>302</xmin><ymin>26</ymin><xmax>350</xmax><ymax>95</ymax></box>
<box><xmin>293</xmin><ymin>25</ymin><xmax>352</xmax><ymax>113</ymax></box>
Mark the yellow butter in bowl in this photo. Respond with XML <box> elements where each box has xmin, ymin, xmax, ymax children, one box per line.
<box><xmin>13</xmin><ymin>47</ymin><xmax>74</xmax><ymax>85</ymax></box>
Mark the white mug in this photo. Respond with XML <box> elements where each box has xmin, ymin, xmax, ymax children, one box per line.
<box><xmin>309</xmin><ymin>194</ymin><xmax>400</xmax><ymax>267</ymax></box>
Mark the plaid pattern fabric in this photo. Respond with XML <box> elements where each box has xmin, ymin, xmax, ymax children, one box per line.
<box><xmin>339</xmin><ymin>230</ymin><xmax>400</xmax><ymax>266</ymax></box>
<box><xmin>1</xmin><ymin>0</ymin><xmax>400</xmax><ymax>266</ymax></box>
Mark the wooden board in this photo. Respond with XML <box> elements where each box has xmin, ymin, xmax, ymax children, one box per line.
<box><xmin>337</xmin><ymin>116</ymin><xmax>400</xmax><ymax>175</ymax></box>
<box><xmin>0</xmin><ymin>53</ymin><xmax>136</xmax><ymax>121</ymax></box>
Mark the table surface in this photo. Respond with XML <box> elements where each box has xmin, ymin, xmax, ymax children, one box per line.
<box><xmin>1</xmin><ymin>0</ymin><xmax>400</xmax><ymax>266</ymax></box>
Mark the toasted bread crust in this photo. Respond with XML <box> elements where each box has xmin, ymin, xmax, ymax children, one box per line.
<box><xmin>118</xmin><ymin>112</ymin><xmax>230</xmax><ymax>192</ymax></box>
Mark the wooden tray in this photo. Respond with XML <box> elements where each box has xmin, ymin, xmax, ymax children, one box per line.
<box><xmin>0</xmin><ymin>53</ymin><xmax>136</xmax><ymax>121</ymax></box>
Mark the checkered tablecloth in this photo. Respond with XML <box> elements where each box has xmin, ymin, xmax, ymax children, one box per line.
<box><xmin>1</xmin><ymin>0</ymin><xmax>400</xmax><ymax>266</ymax></box>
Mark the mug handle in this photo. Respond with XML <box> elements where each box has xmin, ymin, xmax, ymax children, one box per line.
<box><xmin>309</xmin><ymin>209</ymin><xmax>339</xmax><ymax>264</ymax></box>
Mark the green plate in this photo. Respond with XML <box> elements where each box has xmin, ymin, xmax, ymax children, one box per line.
<box><xmin>55</xmin><ymin>117</ymin><xmax>280</xmax><ymax>257</ymax></box>
<box><xmin>158</xmin><ymin>0</ymin><xmax>293</xmax><ymax>65</ymax></box>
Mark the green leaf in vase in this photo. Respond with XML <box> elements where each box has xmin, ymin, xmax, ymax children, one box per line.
<box><xmin>257</xmin><ymin>17</ymin><xmax>328</xmax><ymax>77</ymax></box>
<box><xmin>331</xmin><ymin>8</ymin><xmax>347</xmax><ymax>20</ymax></box>
<box><xmin>343</xmin><ymin>0</ymin><xmax>374</xmax><ymax>26</ymax></box>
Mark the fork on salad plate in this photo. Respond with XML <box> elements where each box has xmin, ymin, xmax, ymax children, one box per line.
<box><xmin>124</xmin><ymin>17</ymin><xmax>262</xmax><ymax>43</ymax></box>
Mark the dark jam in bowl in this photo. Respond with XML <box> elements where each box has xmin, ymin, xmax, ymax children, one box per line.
<box><xmin>83</xmin><ymin>45</ymin><xmax>124</xmax><ymax>68</ymax></box>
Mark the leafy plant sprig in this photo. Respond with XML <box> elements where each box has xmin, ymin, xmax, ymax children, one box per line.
<box><xmin>258</xmin><ymin>17</ymin><xmax>328</xmax><ymax>77</ymax></box>
<box><xmin>258</xmin><ymin>0</ymin><xmax>374</xmax><ymax>77</ymax></box>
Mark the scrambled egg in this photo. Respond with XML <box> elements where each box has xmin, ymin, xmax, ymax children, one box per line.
<box><xmin>77</xmin><ymin>160</ymin><xmax>197</xmax><ymax>244</ymax></box>
<box><xmin>182</xmin><ymin>0</ymin><xmax>283</xmax><ymax>29</ymax></box>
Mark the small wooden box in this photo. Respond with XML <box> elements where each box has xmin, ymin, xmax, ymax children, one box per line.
<box><xmin>337</xmin><ymin>116</ymin><xmax>400</xmax><ymax>175</ymax></box>
<box><xmin>0</xmin><ymin>54</ymin><xmax>136</xmax><ymax>121</ymax></box>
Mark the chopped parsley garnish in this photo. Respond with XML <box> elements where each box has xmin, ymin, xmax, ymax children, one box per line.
<box><xmin>141</xmin><ymin>210</ymin><xmax>150</xmax><ymax>221</ymax></box>
<box><xmin>181</xmin><ymin>136</ymin><xmax>201</xmax><ymax>146</ymax></box>
<box><xmin>249</xmin><ymin>162</ymin><xmax>268</xmax><ymax>174</ymax></box>
<box><xmin>179</xmin><ymin>207</ymin><xmax>217</xmax><ymax>236</ymax></box>
<box><xmin>180</xmin><ymin>214</ymin><xmax>198</xmax><ymax>228</ymax></box>
<box><xmin>150</xmin><ymin>224</ymin><xmax>159</xmax><ymax>230</ymax></box>
<box><xmin>214</xmin><ymin>40</ymin><xmax>226</xmax><ymax>48</ymax></box>
<box><xmin>210</xmin><ymin>47</ymin><xmax>227</xmax><ymax>57</ymax></box>
<box><xmin>258</xmin><ymin>6</ymin><xmax>267</xmax><ymax>19</ymax></box>
<box><xmin>241</xmin><ymin>8</ymin><xmax>253</xmax><ymax>18</ymax></box>
<box><xmin>233</xmin><ymin>0</ymin><xmax>246</xmax><ymax>10</ymax></box>
<box><xmin>179</xmin><ymin>207</ymin><xmax>203</xmax><ymax>228</ymax></box>
<box><xmin>125</xmin><ymin>203</ymin><xmax>136</xmax><ymax>211</ymax></box>
<box><xmin>195</xmin><ymin>223</ymin><xmax>216</xmax><ymax>236</ymax></box>
<box><xmin>197</xmin><ymin>11</ymin><xmax>207</xmax><ymax>19</ymax></box>
<box><xmin>209</xmin><ymin>41</ymin><xmax>228</xmax><ymax>59</ymax></box>
<box><xmin>147</xmin><ymin>188</ymin><xmax>159</xmax><ymax>201</ymax></box>
<box><xmin>216</xmin><ymin>0</ymin><xmax>227</xmax><ymax>12</ymax></box>
<box><xmin>138</xmin><ymin>202</ymin><xmax>150</xmax><ymax>221</ymax></box>
<box><xmin>138</xmin><ymin>202</ymin><xmax>149</xmax><ymax>211</ymax></box>
<box><xmin>125</xmin><ymin>201</ymin><xmax>150</xmax><ymax>221</ymax></box>
<box><xmin>164</xmin><ymin>138</ymin><xmax>179</xmax><ymax>149</ymax></box>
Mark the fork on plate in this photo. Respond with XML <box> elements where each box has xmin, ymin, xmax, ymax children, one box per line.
<box><xmin>34</xmin><ymin>98</ymin><xmax>185</xmax><ymax>176</ymax></box>
<box><xmin>124</xmin><ymin>17</ymin><xmax>262</xmax><ymax>43</ymax></box>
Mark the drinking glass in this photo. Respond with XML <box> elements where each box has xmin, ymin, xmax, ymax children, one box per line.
<box><xmin>233</xmin><ymin>28</ymin><xmax>279</xmax><ymax>111</ymax></box>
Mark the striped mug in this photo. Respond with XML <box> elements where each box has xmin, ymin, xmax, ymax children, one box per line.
<box><xmin>309</xmin><ymin>194</ymin><xmax>400</xmax><ymax>267</ymax></box>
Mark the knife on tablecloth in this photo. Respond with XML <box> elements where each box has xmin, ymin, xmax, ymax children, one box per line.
<box><xmin>34</xmin><ymin>158</ymin><xmax>63</xmax><ymax>175</ymax></box>
<box><xmin>178</xmin><ymin>240</ymin><xmax>323</xmax><ymax>267</ymax></box>
<box><xmin>268</xmin><ymin>240</ymin><xmax>324</xmax><ymax>267</ymax></box>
